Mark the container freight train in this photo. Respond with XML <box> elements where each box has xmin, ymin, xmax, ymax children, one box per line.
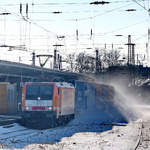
<box><xmin>20</xmin><ymin>82</ymin><xmax>75</xmax><ymax>128</ymax></box>
<box><xmin>20</xmin><ymin>81</ymin><xmax>130</xmax><ymax>129</ymax></box>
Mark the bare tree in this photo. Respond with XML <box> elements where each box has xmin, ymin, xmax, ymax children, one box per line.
<box><xmin>101</xmin><ymin>49</ymin><xmax>121</xmax><ymax>68</ymax></box>
<box><xmin>75</xmin><ymin>52</ymin><xmax>95</xmax><ymax>73</ymax></box>
<box><xmin>66</xmin><ymin>49</ymin><xmax>121</xmax><ymax>73</ymax></box>
<box><xmin>66</xmin><ymin>53</ymin><xmax>76</xmax><ymax>72</ymax></box>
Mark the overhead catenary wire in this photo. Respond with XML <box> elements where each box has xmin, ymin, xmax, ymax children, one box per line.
<box><xmin>0</xmin><ymin>1</ymin><xmax>148</xmax><ymax>62</ymax></box>
<box><xmin>0</xmin><ymin>4</ymin><xmax>58</xmax><ymax>59</ymax></box>
<box><xmin>133</xmin><ymin>33</ymin><xmax>147</xmax><ymax>41</ymax></box>
<box><xmin>3</xmin><ymin>14</ymin><xmax>6</xmax><ymax>44</ymax></box>
<box><xmin>132</xmin><ymin>0</ymin><xmax>148</xmax><ymax>11</ymax></box>
<box><xmin>0</xmin><ymin>5</ymin><xmax>58</xmax><ymax>37</ymax></box>
<box><xmin>65</xmin><ymin>2</ymin><xmax>133</xmax><ymax>21</ymax></box>
<box><xmin>0</xmin><ymin>1</ymin><xmax>133</xmax><ymax>7</ymax></box>
<box><xmin>102</xmin><ymin>19</ymin><xmax>148</xmax><ymax>36</ymax></box>
<box><xmin>0</xmin><ymin>18</ymin><xmax>147</xmax><ymax>41</ymax></box>
<box><xmin>28</xmin><ymin>22</ymin><xmax>31</xmax><ymax>51</ymax></box>
<box><xmin>0</xmin><ymin>2</ymin><xmax>145</xmax><ymax>37</ymax></box>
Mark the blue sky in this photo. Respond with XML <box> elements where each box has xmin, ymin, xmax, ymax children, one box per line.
<box><xmin>0</xmin><ymin>0</ymin><xmax>149</xmax><ymax>64</ymax></box>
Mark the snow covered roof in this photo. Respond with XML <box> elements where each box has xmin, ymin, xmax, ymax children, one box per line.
<box><xmin>56</xmin><ymin>82</ymin><xmax>74</xmax><ymax>88</ymax></box>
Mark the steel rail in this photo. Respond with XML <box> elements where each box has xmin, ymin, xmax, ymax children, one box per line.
<box><xmin>0</xmin><ymin>129</ymin><xmax>37</xmax><ymax>140</ymax></box>
<box><xmin>133</xmin><ymin>120</ymin><xmax>143</xmax><ymax>150</ymax></box>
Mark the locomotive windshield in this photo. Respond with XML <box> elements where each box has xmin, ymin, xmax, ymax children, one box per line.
<box><xmin>26</xmin><ymin>85</ymin><xmax>53</xmax><ymax>100</ymax></box>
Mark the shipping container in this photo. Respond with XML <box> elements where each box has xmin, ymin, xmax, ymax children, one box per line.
<box><xmin>0</xmin><ymin>83</ymin><xmax>17</xmax><ymax>114</ymax></box>
<box><xmin>74</xmin><ymin>81</ymin><xmax>129</xmax><ymax>123</ymax></box>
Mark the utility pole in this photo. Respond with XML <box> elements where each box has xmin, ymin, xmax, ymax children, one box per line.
<box><xmin>125</xmin><ymin>35</ymin><xmax>135</xmax><ymax>65</ymax></box>
<box><xmin>53</xmin><ymin>49</ymin><xmax>57</xmax><ymax>69</ymax></box>
<box><xmin>26</xmin><ymin>3</ymin><xmax>28</xmax><ymax>18</ymax></box>
<box><xmin>59</xmin><ymin>56</ymin><xmax>62</xmax><ymax>70</ymax></box>
<box><xmin>32</xmin><ymin>52</ymin><xmax>35</xmax><ymax>66</ymax></box>
<box><xmin>131</xmin><ymin>0</ymin><xmax>150</xmax><ymax>66</ymax></box>
<box><xmin>131</xmin><ymin>43</ymin><xmax>135</xmax><ymax>65</ymax></box>
<box><xmin>128</xmin><ymin>35</ymin><xmax>131</xmax><ymax>65</ymax></box>
<box><xmin>53</xmin><ymin>44</ymin><xmax>64</xmax><ymax>70</ymax></box>
<box><xmin>146</xmin><ymin>43</ymin><xmax>149</xmax><ymax>66</ymax></box>
<box><xmin>96</xmin><ymin>49</ymin><xmax>99</xmax><ymax>73</ymax></box>
<box><xmin>148</xmin><ymin>29</ymin><xmax>150</xmax><ymax>66</ymax></box>
<box><xmin>137</xmin><ymin>54</ymin><xmax>139</xmax><ymax>66</ymax></box>
<box><xmin>57</xmin><ymin>54</ymin><xmax>60</xmax><ymax>70</ymax></box>
<box><xmin>112</xmin><ymin>43</ymin><xmax>114</xmax><ymax>50</ymax></box>
<box><xmin>125</xmin><ymin>36</ymin><xmax>136</xmax><ymax>86</ymax></box>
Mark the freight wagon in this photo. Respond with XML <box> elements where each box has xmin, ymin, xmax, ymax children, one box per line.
<box><xmin>21</xmin><ymin>82</ymin><xmax>75</xmax><ymax>128</ymax></box>
<box><xmin>0</xmin><ymin>82</ymin><xmax>17</xmax><ymax>114</ymax></box>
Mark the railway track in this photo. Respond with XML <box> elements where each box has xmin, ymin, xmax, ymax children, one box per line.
<box><xmin>0</xmin><ymin>122</ymin><xmax>118</xmax><ymax>141</ymax></box>
<box><xmin>0</xmin><ymin>122</ymin><xmax>65</xmax><ymax>141</ymax></box>
<box><xmin>0</xmin><ymin>124</ymin><xmax>39</xmax><ymax>141</ymax></box>
<box><xmin>134</xmin><ymin>120</ymin><xmax>150</xmax><ymax>150</ymax></box>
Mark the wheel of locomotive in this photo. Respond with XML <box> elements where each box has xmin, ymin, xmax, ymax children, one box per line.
<box><xmin>66</xmin><ymin>115</ymin><xmax>71</xmax><ymax>123</ymax></box>
<box><xmin>18</xmin><ymin>118</ymin><xmax>26</xmax><ymax>126</ymax></box>
<box><xmin>55</xmin><ymin>119</ymin><xmax>59</xmax><ymax>127</ymax></box>
<box><xmin>64</xmin><ymin>116</ymin><xmax>69</xmax><ymax>124</ymax></box>
<box><xmin>65</xmin><ymin>116</ymin><xmax>70</xmax><ymax>124</ymax></box>
<box><xmin>57</xmin><ymin>117</ymin><xmax>62</xmax><ymax>126</ymax></box>
<box><xmin>62</xmin><ymin>116</ymin><xmax>68</xmax><ymax>125</ymax></box>
<box><xmin>51</xmin><ymin>119</ymin><xmax>55</xmax><ymax>128</ymax></box>
<box><xmin>53</xmin><ymin>118</ymin><xmax>59</xmax><ymax>127</ymax></box>
<box><xmin>48</xmin><ymin>117</ymin><xmax>54</xmax><ymax>128</ymax></box>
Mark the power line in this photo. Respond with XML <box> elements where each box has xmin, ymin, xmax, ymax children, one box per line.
<box><xmin>65</xmin><ymin>3</ymin><xmax>132</xmax><ymax>21</ymax></box>
<box><xmin>0</xmin><ymin>1</ymin><xmax>147</xmax><ymax>54</ymax></box>
<box><xmin>0</xmin><ymin>6</ymin><xmax>58</xmax><ymax>37</ymax></box>
<box><xmin>132</xmin><ymin>0</ymin><xmax>148</xmax><ymax>10</ymax></box>
<box><xmin>102</xmin><ymin>19</ymin><xmax>148</xmax><ymax>36</ymax></box>
<box><xmin>27</xmin><ymin>8</ymin><xmax>145</xmax><ymax>15</ymax></box>
<box><xmin>28</xmin><ymin>10</ymin><xmax>105</xmax><ymax>14</ymax></box>
<box><xmin>0</xmin><ymin>1</ymin><xmax>131</xmax><ymax>6</ymax></box>
<box><xmin>134</xmin><ymin>33</ymin><xmax>147</xmax><ymax>41</ymax></box>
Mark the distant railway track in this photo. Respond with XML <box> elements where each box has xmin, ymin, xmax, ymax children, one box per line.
<box><xmin>0</xmin><ymin>127</ymin><xmax>38</xmax><ymax>140</ymax></box>
<box><xmin>1</xmin><ymin>128</ymin><xmax>30</xmax><ymax>136</ymax></box>
<box><xmin>0</xmin><ymin>122</ymin><xmax>65</xmax><ymax>141</ymax></box>
<box><xmin>0</xmin><ymin>122</ymin><xmax>116</xmax><ymax>141</ymax></box>
<box><xmin>134</xmin><ymin>120</ymin><xmax>150</xmax><ymax>150</ymax></box>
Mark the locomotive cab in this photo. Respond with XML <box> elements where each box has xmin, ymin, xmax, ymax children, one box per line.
<box><xmin>21</xmin><ymin>82</ymin><xmax>75</xmax><ymax>128</ymax></box>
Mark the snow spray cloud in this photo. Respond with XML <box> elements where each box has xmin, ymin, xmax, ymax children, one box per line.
<box><xmin>95</xmin><ymin>75</ymin><xmax>150</xmax><ymax>122</ymax></box>
<box><xmin>73</xmin><ymin>79</ymin><xmax>136</xmax><ymax>124</ymax></box>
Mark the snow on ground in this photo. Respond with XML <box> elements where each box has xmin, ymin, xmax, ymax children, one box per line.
<box><xmin>0</xmin><ymin>84</ymin><xmax>149</xmax><ymax>150</ymax></box>
<box><xmin>22</xmin><ymin>121</ymin><xmax>141</xmax><ymax>150</ymax></box>
<box><xmin>0</xmin><ymin>117</ymin><xmax>142</xmax><ymax>150</ymax></box>
<box><xmin>0</xmin><ymin>99</ymin><xmax>145</xmax><ymax>150</ymax></box>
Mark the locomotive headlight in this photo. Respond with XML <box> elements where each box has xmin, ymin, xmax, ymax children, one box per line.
<box><xmin>25</xmin><ymin>106</ymin><xmax>29</xmax><ymax>110</ymax></box>
<box><xmin>48</xmin><ymin>106</ymin><xmax>52</xmax><ymax>110</ymax></box>
<box><xmin>37</xmin><ymin>96</ymin><xmax>41</xmax><ymax>100</ymax></box>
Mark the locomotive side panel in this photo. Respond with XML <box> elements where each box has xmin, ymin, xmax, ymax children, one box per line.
<box><xmin>52</xmin><ymin>84</ymin><xmax>58</xmax><ymax>112</ymax></box>
<box><xmin>59</xmin><ymin>87</ymin><xmax>75</xmax><ymax>116</ymax></box>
